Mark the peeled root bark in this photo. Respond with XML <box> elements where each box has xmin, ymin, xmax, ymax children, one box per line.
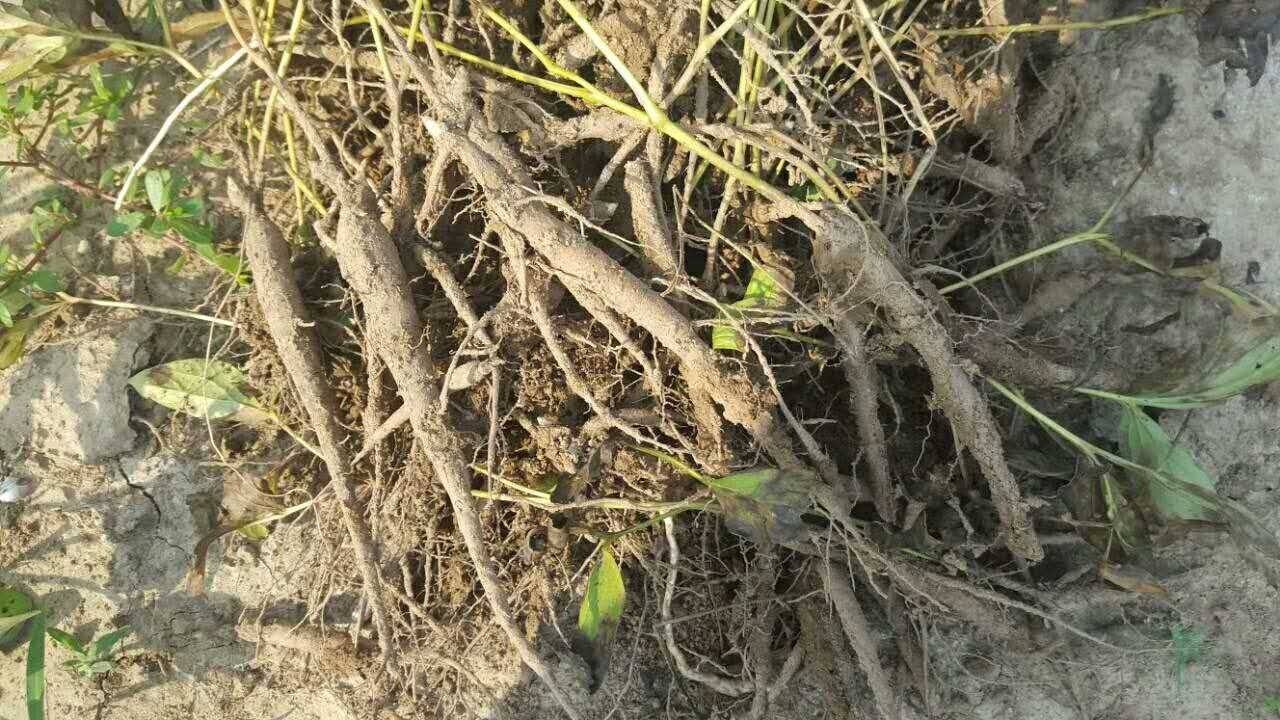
<box><xmin>230</xmin><ymin>178</ymin><xmax>397</xmax><ymax>666</ymax></box>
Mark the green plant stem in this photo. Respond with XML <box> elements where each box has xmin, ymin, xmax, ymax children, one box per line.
<box><xmin>342</xmin><ymin>16</ymin><xmax>594</xmax><ymax>99</ymax></box>
<box><xmin>26</xmin><ymin>614</ymin><xmax>45</xmax><ymax>720</ymax></box>
<box><xmin>54</xmin><ymin>292</ymin><xmax>235</xmax><ymax>327</ymax></box>
<box><xmin>468</xmin><ymin>463</ymin><xmax>552</xmax><ymax>500</ymax></box>
<box><xmin>938</xmin><ymin>231</ymin><xmax>1107</xmax><ymax>295</ymax></box>
<box><xmin>929</xmin><ymin>6</ymin><xmax>1183</xmax><ymax>38</ymax></box>
<box><xmin>406</xmin><ymin>0</ymin><xmax>428</xmax><ymax>48</ymax></box>
<box><xmin>600</xmin><ymin>503</ymin><xmax>700</xmax><ymax>541</ymax></box>
<box><xmin>469</xmin><ymin>490</ymin><xmax>695</xmax><ymax>515</ymax></box>
<box><xmin>1070</xmin><ymin>385</ymin><xmax>1139</xmax><ymax>405</ymax></box>
<box><xmin>632</xmin><ymin>446</ymin><xmax>713</xmax><ymax>483</ymax></box>
<box><xmin>255</xmin><ymin>0</ymin><xmax>307</xmax><ymax>168</ymax></box>
<box><xmin>555</xmin><ymin>0</ymin><xmax>663</xmax><ymax>123</ymax></box>
<box><xmin>664</xmin><ymin>0</ymin><xmax>756</xmax><ymax>104</ymax></box>
<box><xmin>153</xmin><ymin>0</ymin><xmax>174</xmax><ymax>48</ymax></box>
<box><xmin>986</xmin><ymin>378</ymin><xmax>1100</xmax><ymax>461</ymax></box>
<box><xmin>268</xmin><ymin>412</ymin><xmax>323</xmax><ymax>457</ymax></box>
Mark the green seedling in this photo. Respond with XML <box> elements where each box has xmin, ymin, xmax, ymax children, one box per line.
<box><xmin>1170</xmin><ymin>624</ymin><xmax>1206</xmax><ymax>689</ymax></box>
<box><xmin>108</xmin><ymin>169</ymin><xmax>247</xmax><ymax>284</ymax></box>
<box><xmin>0</xmin><ymin>83</ymin><xmax>51</xmax><ymax>155</ymax></box>
<box><xmin>577</xmin><ymin>544</ymin><xmax>625</xmax><ymax>689</ymax></box>
<box><xmin>1263</xmin><ymin>696</ymin><xmax>1280</xmax><ymax>715</ymax></box>
<box><xmin>637</xmin><ymin>448</ymin><xmax>819</xmax><ymax>545</ymax></box>
<box><xmin>1</xmin><ymin>586</ymin><xmax>46</xmax><ymax>720</ymax></box>
<box><xmin>987</xmin><ymin>379</ymin><xmax>1280</xmax><ymax>559</ymax></box>
<box><xmin>77</xmin><ymin>64</ymin><xmax>135</xmax><ymax>124</ymax></box>
<box><xmin>0</xmin><ymin>196</ymin><xmax>72</xmax><ymax>365</ymax></box>
<box><xmin>46</xmin><ymin>626</ymin><xmax>131</xmax><ymax>678</ymax></box>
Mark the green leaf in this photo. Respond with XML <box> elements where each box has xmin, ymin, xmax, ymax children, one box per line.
<box><xmin>0</xmin><ymin>609</ymin><xmax>39</xmax><ymax>637</ymax></box>
<box><xmin>127</xmin><ymin>359</ymin><xmax>273</xmax><ymax>425</ymax></box>
<box><xmin>14</xmin><ymin>86</ymin><xmax>35</xmax><ymax>116</ymax></box>
<box><xmin>1117</xmin><ymin>403</ymin><xmax>1217</xmax><ymax>521</ymax></box>
<box><xmin>193</xmin><ymin>149</ymin><xmax>229</xmax><ymax>169</ymax></box>
<box><xmin>705</xmin><ymin>467</ymin><xmax>817</xmax><ymax>545</ymax></box>
<box><xmin>89</xmin><ymin>64</ymin><xmax>107</xmax><ymax>99</ymax></box>
<box><xmin>89</xmin><ymin>626</ymin><xmax>131</xmax><ymax>659</ymax></box>
<box><xmin>167</xmin><ymin>219</ymin><xmax>248</xmax><ymax>285</ymax></box>
<box><xmin>106</xmin><ymin>212</ymin><xmax>148</xmax><ymax>237</ymax></box>
<box><xmin>45</xmin><ymin>627</ymin><xmax>83</xmax><ymax>655</ymax></box>
<box><xmin>577</xmin><ymin>546</ymin><xmax>625</xmax><ymax>689</ymax></box>
<box><xmin>237</xmin><ymin>522</ymin><xmax>270</xmax><ymax>541</ymax></box>
<box><xmin>172</xmin><ymin>198</ymin><xmax>205</xmax><ymax>218</ymax></box>
<box><xmin>711</xmin><ymin>262</ymin><xmax>790</xmax><ymax>352</ymax></box>
<box><xmin>2</xmin><ymin>289</ymin><xmax>33</xmax><ymax>322</ymax></box>
<box><xmin>26</xmin><ymin>270</ymin><xmax>60</xmax><ymax>293</ymax></box>
<box><xmin>147</xmin><ymin>217</ymin><xmax>170</xmax><ymax>236</ymax></box>
<box><xmin>0</xmin><ymin>6</ymin><xmax>61</xmax><ymax>34</ymax></box>
<box><xmin>0</xmin><ymin>35</ymin><xmax>74</xmax><ymax>84</ymax></box>
<box><xmin>145</xmin><ymin>169</ymin><xmax>170</xmax><ymax>214</ymax></box>
<box><xmin>26</xmin><ymin>613</ymin><xmax>45</xmax><ymax>720</ymax></box>
<box><xmin>0</xmin><ymin>316</ymin><xmax>39</xmax><ymax>371</ymax></box>
<box><xmin>0</xmin><ymin>587</ymin><xmax>36</xmax><ymax>643</ymax></box>
<box><xmin>169</xmin><ymin>218</ymin><xmax>213</xmax><ymax>247</ymax></box>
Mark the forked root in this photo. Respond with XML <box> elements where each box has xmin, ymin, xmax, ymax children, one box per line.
<box><xmin>810</xmin><ymin>213</ymin><xmax>1043</xmax><ymax>562</ymax></box>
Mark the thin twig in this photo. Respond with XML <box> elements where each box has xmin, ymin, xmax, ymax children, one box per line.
<box><xmin>55</xmin><ymin>292</ymin><xmax>235</xmax><ymax>327</ymax></box>
<box><xmin>928</xmin><ymin>6</ymin><xmax>1183</xmax><ymax>38</ymax></box>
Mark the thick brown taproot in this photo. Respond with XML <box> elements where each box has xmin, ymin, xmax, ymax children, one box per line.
<box><xmin>359</xmin><ymin>0</ymin><xmax>796</xmax><ymax>463</ymax></box>
<box><xmin>812</xmin><ymin>214</ymin><xmax>1043</xmax><ymax>561</ymax></box>
<box><xmin>420</xmin><ymin>93</ymin><xmax>795</xmax><ymax>465</ymax></box>
<box><xmin>837</xmin><ymin>315</ymin><xmax>896</xmax><ymax>522</ymax></box>
<box><xmin>229</xmin><ymin>177</ymin><xmax>396</xmax><ymax>665</ymax></box>
<box><xmin>329</xmin><ymin>192</ymin><xmax>584</xmax><ymax>720</ymax></box>
<box><xmin>824</xmin><ymin>562</ymin><xmax>899</xmax><ymax>720</ymax></box>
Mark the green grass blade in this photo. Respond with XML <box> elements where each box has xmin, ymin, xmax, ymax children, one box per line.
<box><xmin>26</xmin><ymin>614</ymin><xmax>45</xmax><ymax>720</ymax></box>
<box><xmin>1076</xmin><ymin>325</ymin><xmax>1280</xmax><ymax>408</ymax></box>
<box><xmin>0</xmin><ymin>609</ymin><xmax>40</xmax><ymax>636</ymax></box>
<box><xmin>90</xmin><ymin>626</ymin><xmax>132</xmax><ymax>658</ymax></box>
<box><xmin>1116</xmin><ymin>403</ymin><xmax>1216</xmax><ymax>521</ymax></box>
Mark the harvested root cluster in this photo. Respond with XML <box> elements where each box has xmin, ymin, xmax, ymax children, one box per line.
<box><xmin>200</xmin><ymin>1</ymin><xmax>1190</xmax><ymax>718</ymax></box>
